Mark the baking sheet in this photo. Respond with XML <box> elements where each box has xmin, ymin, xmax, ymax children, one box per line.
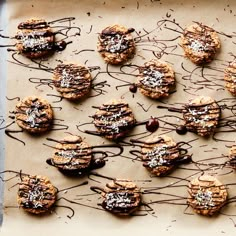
<box><xmin>1</xmin><ymin>0</ymin><xmax>236</xmax><ymax>235</ymax></box>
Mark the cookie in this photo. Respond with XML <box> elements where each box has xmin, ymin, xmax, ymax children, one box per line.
<box><xmin>183</xmin><ymin>96</ymin><xmax>220</xmax><ymax>136</ymax></box>
<box><xmin>52</xmin><ymin>63</ymin><xmax>92</xmax><ymax>100</ymax></box>
<box><xmin>224</xmin><ymin>61</ymin><xmax>236</xmax><ymax>96</ymax></box>
<box><xmin>141</xmin><ymin>135</ymin><xmax>183</xmax><ymax>176</ymax></box>
<box><xmin>101</xmin><ymin>179</ymin><xmax>141</xmax><ymax>215</ymax></box>
<box><xmin>17</xmin><ymin>175</ymin><xmax>57</xmax><ymax>214</ymax></box>
<box><xmin>181</xmin><ymin>23</ymin><xmax>220</xmax><ymax>65</ymax></box>
<box><xmin>15</xmin><ymin>18</ymin><xmax>55</xmax><ymax>58</ymax></box>
<box><xmin>92</xmin><ymin>99</ymin><xmax>136</xmax><ymax>140</ymax></box>
<box><xmin>15</xmin><ymin>96</ymin><xmax>53</xmax><ymax>133</ymax></box>
<box><xmin>47</xmin><ymin>135</ymin><xmax>92</xmax><ymax>175</ymax></box>
<box><xmin>187</xmin><ymin>175</ymin><xmax>227</xmax><ymax>216</ymax></box>
<box><xmin>228</xmin><ymin>145</ymin><xmax>236</xmax><ymax>169</ymax></box>
<box><xmin>97</xmin><ymin>24</ymin><xmax>135</xmax><ymax>64</ymax></box>
<box><xmin>137</xmin><ymin>59</ymin><xmax>175</xmax><ymax>99</ymax></box>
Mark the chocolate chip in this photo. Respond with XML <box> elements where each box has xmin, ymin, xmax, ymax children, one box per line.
<box><xmin>129</xmin><ymin>84</ymin><xmax>137</xmax><ymax>93</ymax></box>
<box><xmin>146</xmin><ymin>117</ymin><xmax>159</xmax><ymax>132</ymax></box>
<box><xmin>176</xmin><ymin>125</ymin><xmax>187</xmax><ymax>135</ymax></box>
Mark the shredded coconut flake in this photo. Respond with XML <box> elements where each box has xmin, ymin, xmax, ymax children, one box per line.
<box><xmin>141</xmin><ymin>69</ymin><xmax>164</xmax><ymax>88</ymax></box>
<box><xmin>105</xmin><ymin>34</ymin><xmax>129</xmax><ymax>53</ymax></box>
<box><xmin>146</xmin><ymin>145</ymin><xmax>168</xmax><ymax>168</ymax></box>
<box><xmin>189</xmin><ymin>39</ymin><xmax>208</xmax><ymax>53</ymax></box>
<box><xmin>194</xmin><ymin>189</ymin><xmax>215</xmax><ymax>208</ymax></box>
<box><xmin>26</xmin><ymin>102</ymin><xmax>42</xmax><ymax>128</ymax></box>
<box><xmin>106</xmin><ymin>192</ymin><xmax>132</xmax><ymax>209</ymax></box>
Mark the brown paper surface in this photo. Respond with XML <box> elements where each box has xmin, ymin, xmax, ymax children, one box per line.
<box><xmin>2</xmin><ymin>0</ymin><xmax>236</xmax><ymax>235</ymax></box>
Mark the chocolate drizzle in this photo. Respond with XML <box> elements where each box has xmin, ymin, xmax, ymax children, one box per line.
<box><xmin>52</xmin><ymin>63</ymin><xmax>92</xmax><ymax>100</ymax></box>
<box><xmin>18</xmin><ymin>175</ymin><xmax>57</xmax><ymax>214</ymax></box>
<box><xmin>15</xmin><ymin>96</ymin><xmax>53</xmax><ymax>133</ymax></box>
<box><xmin>130</xmin><ymin>136</ymin><xmax>192</xmax><ymax>176</ymax></box>
<box><xmin>89</xmin><ymin>100</ymin><xmax>136</xmax><ymax>140</ymax></box>
<box><xmin>45</xmin><ymin>135</ymin><xmax>123</xmax><ymax>175</ymax></box>
<box><xmin>91</xmin><ymin>179</ymin><xmax>142</xmax><ymax>215</ymax></box>
<box><xmin>98</xmin><ymin>26</ymin><xmax>135</xmax><ymax>54</ymax></box>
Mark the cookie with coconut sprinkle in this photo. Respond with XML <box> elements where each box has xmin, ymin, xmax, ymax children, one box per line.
<box><xmin>47</xmin><ymin>135</ymin><xmax>92</xmax><ymax>175</ymax></box>
<box><xmin>187</xmin><ymin>175</ymin><xmax>227</xmax><ymax>216</ymax></box>
<box><xmin>52</xmin><ymin>63</ymin><xmax>92</xmax><ymax>100</ymax></box>
<box><xmin>15</xmin><ymin>96</ymin><xmax>53</xmax><ymax>133</ymax></box>
<box><xmin>101</xmin><ymin>179</ymin><xmax>141</xmax><ymax>215</ymax></box>
<box><xmin>92</xmin><ymin>99</ymin><xmax>136</xmax><ymax>140</ymax></box>
<box><xmin>141</xmin><ymin>135</ymin><xmax>183</xmax><ymax>176</ymax></box>
<box><xmin>17</xmin><ymin>175</ymin><xmax>57</xmax><ymax>214</ymax></box>
<box><xmin>183</xmin><ymin>96</ymin><xmax>220</xmax><ymax>137</ymax></box>
<box><xmin>97</xmin><ymin>24</ymin><xmax>135</xmax><ymax>64</ymax></box>
<box><xmin>137</xmin><ymin>59</ymin><xmax>175</xmax><ymax>99</ymax></box>
<box><xmin>15</xmin><ymin>18</ymin><xmax>55</xmax><ymax>59</ymax></box>
<box><xmin>224</xmin><ymin>61</ymin><xmax>236</xmax><ymax>96</ymax></box>
<box><xmin>181</xmin><ymin>23</ymin><xmax>220</xmax><ymax>65</ymax></box>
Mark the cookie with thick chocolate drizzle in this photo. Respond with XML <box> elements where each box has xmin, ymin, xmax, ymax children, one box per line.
<box><xmin>181</xmin><ymin>23</ymin><xmax>220</xmax><ymax>65</ymax></box>
<box><xmin>224</xmin><ymin>61</ymin><xmax>236</xmax><ymax>96</ymax></box>
<box><xmin>92</xmin><ymin>99</ymin><xmax>136</xmax><ymax>140</ymax></box>
<box><xmin>140</xmin><ymin>135</ymin><xmax>187</xmax><ymax>176</ymax></box>
<box><xmin>101</xmin><ymin>179</ymin><xmax>141</xmax><ymax>215</ymax></box>
<box><xmin>52</xmin><ymin>63</ymin><xmax>92</xmax><ymax>100</ymax></box>
<box><xmin>17</xmin><ymin>175</ymin><xmax>57</xmax><ymax>214</ymax></box>
<box><xmin>15</xmin><ymin>96</ymin><xmax>53</xmax><ymax>133</ymax></box>
<box><xmin>183</xmin><ymin>96</ymin><xmax>220</xmax><ymax>136</ymax></box>
<box><xmin>187</xmin><ymin>175</ymin><xmax>227</xmax><ymax>216</ymax></box>
<box><xmin>15</xmin><ymin>18</ymin><xmax>55</xmax><ymax>59</ymax></box>
<box><xmin>97</xmin><ymin>24</ymin><xmax>135</xmax><ymax>64</ymax></box>
<box><xmin>47</xmin><ymin>135</ymin><xmax>92</xmax><ymax>175</ymax></box>
<box><xmin>137</xmin><ymin>59</ymin><xmax>175</xmax><ymax>99</ymax></box>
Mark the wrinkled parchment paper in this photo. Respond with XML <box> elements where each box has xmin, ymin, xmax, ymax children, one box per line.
<box><xmin>2</xmin><ymin>0</ymin><xmax>236</xmax><ymax>235</ymax></box>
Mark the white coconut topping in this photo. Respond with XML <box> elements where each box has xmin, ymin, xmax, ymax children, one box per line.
<box><xmin>26</xmin><ymin>102</ymin><xmax>42</xmax><ymax>128</ymax></box>
<box><xmin>141</xmin><ymin>69</ymin><xmax>164</xmax><ymax>88</ymax></box>
<box><xmin>194</xmin><ymin>189</ymin><xmax>215</xmax><ymax>208</ymax></box>
<box><xmin>145</xmin><ymin>145</ymin><xmax>168</xmax><ymax>168</ymax></box>
<box><xmin>106</xmin><ymin>34</ymin><xmax>129</xmax><ymax>53</ymax></box>
<box><xmin>189</xmin><ymin>39</ymin><xmax>208</xmax><ymax>53</ymax></box>
<box><xmin>106</xmin><ymin>192</ymin><xmax>132</xmax><ymax>209</ymax></box>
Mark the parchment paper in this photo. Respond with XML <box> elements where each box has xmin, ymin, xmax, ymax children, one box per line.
<box><xmin>2</xmin><ymin>0</ymin><xmax>236</xmax><ymax>235</ymax></box>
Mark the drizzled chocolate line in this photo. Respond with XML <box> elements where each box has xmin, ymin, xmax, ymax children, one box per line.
<box><xmin>129</xmin><ymin>138</ymin><xmax>193</xmax><ymax>176</ymax></box>
<box><xmin>0</xmin><ymin>17</ymin><xmax>79</xmax><ymax>57</ymax></box>
<box><xmin>181</xmin><ymin>62</ymin><xmax>226</xmax><ymax>94</ymax></box>
<box><xmin>45</xmin><ymin>135</ymin><xmax>123</xmax><ymax>175</ymax></box>
<box><xmin>5</xmin><ymin>129</ymin><xmax>25</xmax><ymax>146</ymax></box>
<box><xmin>98</xmin><ymin>26</ymin><xmax>135</xmax><ymax>54</ymax></box>
<box><xmin>9</xmin><ymin>52</ymin><xmax>54</xmax><ymax>73</ymax></box>
<box><xmin>156</xmin><ymin>97</ymin><xmax>232</xmax><ymax>137</ymax></box>
<box><xmin>0</xmin><ymin>170</ymin><xmax>94</xmax><ymax>218</ymax></box>
<box><xmin>88</xmin><ymin>101</ymin><xmax>136</xmax><ymax>140</ymax></box>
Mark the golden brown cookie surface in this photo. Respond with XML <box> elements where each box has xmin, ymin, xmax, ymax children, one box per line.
<box><xmin>137</xmin><ymin>59</ymin><xmax>175</xmax><ymax>99</ymax></box>
<box><xmin>15</xmin><ymin>96</ymin><xmax>53</xmax><ymax>133</ymax></box>
<box><xmin>48</xmin><ymin>135</ymin><xmax>92</xmax><ymax>175</ymax></box>
<box><xmin>92</xmin><ymin>99</ymin><xmax>136</xmax><ymax>140</ymax></box>
<box><xmin>187</xmin><ymin>175</ymin><xmax>227</xmax><ymax>216</ymax></box>
<box><xmin>97</xmin><ymin>24</ymin><xmax>135</xmax><ymax>64</ymax></box>
<box><xmin>101</xmin><ymin>179</ymin><xmax>141</xmax><ymax>215</ymax></box>
<box><xmin>224</xmin><ymin>61</ymin><xmax>236</xmax><ymax>96</ymax></box>
<box><xmin>181</xmin><ymin>23</ymin><xmax>220</xmax><ymax>65</ymax></box>
<box><xmin>183</xmin><ymin>96</ymin><xmax>220</xmax><ymax>136</ymax></box>
<box><xmin>52</xmin><ymin>63</ymin><xmax>92</xmax><ymax>100</ymax></box>
<box><xmin>229</xmin><ymin>145</ymin><xmax>236</xmax><ymax>169</ymax></box>
<box><xmin>15</xmin><ymin>18</ymin><xmax>55</xmax><ymax>58</ymax></box>
<box><xmin>17</xmin><ymin>175</ymin><xmax>57</xmax><ymax>214</ymax></box>
<box><xmin>141</xmin><ymin>135</ymin><xmax>181</xmax><ymax>176</ymax></box>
